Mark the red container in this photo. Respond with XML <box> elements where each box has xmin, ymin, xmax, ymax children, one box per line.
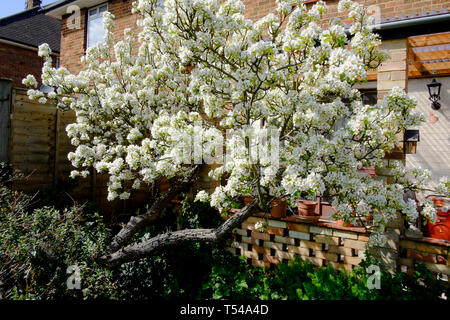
<box><xmin>297</xmin><ymin>200</ymin><xmax>317</xmax><ymax>216</ymax></box>
<box><xmin>426</xmin><ymin>197</ymin><xmax>450</xmax><ymax>241</ymax></box>
<box><xmin>270</xmin><ymin>198</ymin><xmax>287</xmax><ymax>219</ymax></box>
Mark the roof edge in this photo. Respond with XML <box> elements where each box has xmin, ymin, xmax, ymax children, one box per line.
<box><xmin>0</xmin><ymin>7</ymin><xmax>40</xmax><ymax>24</ymax></box>
<box><xmin>44</xmin><ymin>0</ymin><xmax>108</xmax><ymax>19</ymax></box>
<box><xmin>0</xmin><ymin>37</ymin><xmax>60</xmax><ymax>55</ymax></box>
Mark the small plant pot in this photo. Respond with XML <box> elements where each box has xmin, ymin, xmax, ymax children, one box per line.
<box><xmin>336</xmin><ymin>219</ymin><xmax>354</xmax><ymax>227</ymax></box>
<box><xmin>270</xmin><ymin>198</ymin><xmax>287</xmax><ymax>219</ymax></box>
<box><xmin>297</xmin><ymin>200</ymin><xmax>317</xmax><ymax>216</ymax></box>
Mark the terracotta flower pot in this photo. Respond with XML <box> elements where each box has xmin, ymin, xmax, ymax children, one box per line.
<box><xmin>336</xmin><ymin>219</ymin><xmax>354</xmax><ymax>227</ymax></box>
<box><xmin>297</xmin><ymin>200</ymin><xmax>317</xmax><ymax>216</ymax></box>
<box><xmin>270</xmin><ymin>198</ymin><xmax>287</xmax><ymax>219</ymax></box>
<box><xmin>336</xmin><ymin>211</ymin><xmax>357</xmax><ymax>227</ymax></box>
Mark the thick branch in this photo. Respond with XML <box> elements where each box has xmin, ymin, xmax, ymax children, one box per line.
<box><xmin>107</xmin><ymin>165</ymin><xmax>202</xmax><ymax>254</ymax></box>
<box><xmin>102</xmin><ymin>199</ymin><xmax>259</xmax><ymax>264</ymax></box>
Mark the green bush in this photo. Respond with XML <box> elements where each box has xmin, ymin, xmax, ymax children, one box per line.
<box><xmin>1</xmin><ymin>163</ymin><xmax>447</xmax><ymax>300</ymax></box>
<box><xmin>201</xmin><ymin>253</ymin><xmax>449</xmax><ymax>300</ymax></box>
<box><xmin>0</xmin><ymin>174</ymin><xmax>226</xmax><ymax>300</ymax></box>
<box><xmin>0</xmin><ymin>194</ymin><xmax>115</xmax><ymax>299</ymax></box>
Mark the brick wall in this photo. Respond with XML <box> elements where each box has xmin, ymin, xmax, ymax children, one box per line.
<box><xmin>399</xmin><ymin>237</ymin><xmax>450</xmax><ymax>279</ymax></box>
<box><xmin>242</xmin><ymin>0</ymin><xmax>450</xmax><ymax>22</ymax></box>
<box><xmin>60</xmin><ymin>0</ymin><xmax>139</xmax><ymax>74</ymax></box>
<box><xmin>228</xmin><ymin>212</ymin><xmax>450</xmax><ymax>278</ymax></box>
<box><xmin>60</xmin><ymin>6</ymin><xmax>87</xmax><ymax>74</ymax></box>
<box><xmin>0</xmin><ymin>42</ymin><xmax>56</xmax><ymax>88</ymax></box>
<box><xmin>228</xmin><ymin>213</ymin><xmax>369</xmax><ymax>272</ymax></box>
<box><xmin>59</xmin><ymin>0</ymin><xmax>450</xmax><ymax>73</ymax></box>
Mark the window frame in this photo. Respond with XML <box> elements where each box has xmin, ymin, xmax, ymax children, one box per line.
<box><xmin>86</xmin><ymin>2</ymin><xmax>109</xmax><ymax>49</ymax></box>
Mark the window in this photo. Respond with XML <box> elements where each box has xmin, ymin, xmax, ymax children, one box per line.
<box><xmin>360</xmin><ymin>89</ymin><xmax>378</xmax><ymax>106</ymax></box>
<box><xmin>87</xmin><ymin>3</ymin><xmax>108</xmax><ymax>49</ymax></box>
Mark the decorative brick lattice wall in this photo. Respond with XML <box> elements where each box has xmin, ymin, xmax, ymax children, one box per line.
<box><xmin>399</xmin><ymin>237</ymin><xmax>450</xmax><ymax>279</ymax></box>
<box><xmin>227</xmin><ymin>214</ymin><xmax>369</xmax><ymax>272</ymax></box>
<box><xmin>227</xmin><ymin>213</ymin><xmax>450</xmax><ymax>279</ymax></box>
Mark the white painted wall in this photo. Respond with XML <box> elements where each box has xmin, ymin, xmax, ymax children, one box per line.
<box><xmin>406</xmin><ymin>77</ymin><xmax>450</xmax><ymax>193</ymax></box>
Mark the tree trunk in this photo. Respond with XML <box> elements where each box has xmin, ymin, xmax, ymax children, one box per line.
<box><xmin>107</xmin><ymin>165</ymin><xmax>202</xmax><ymax>254</ymax></box>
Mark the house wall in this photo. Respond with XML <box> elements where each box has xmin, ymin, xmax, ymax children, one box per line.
<box><xmin>0</xmin><ymin>42</ymin><xmax>57</xmax><ymax>88</ymax></box>
<box><xmin>406</xmin><ymin>77</ymin><xmax>450</xmax><ymax>192</ymax></box>
<box><xmin>242</xmin><ymin>0</ymin><xmax>450</xmax><ymax>22</ymax></box>
<box><xmin>60</xmin><ymin>0</ymin><xmax>139</xmax><ymax>74</ymax></box>
<box><xmin>59</xmin><ymin>0</ymin><xmax>450</xmax><ymax>74</ymax></box>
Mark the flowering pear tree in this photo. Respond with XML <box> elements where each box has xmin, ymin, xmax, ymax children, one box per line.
<box><xmin>24</xmin><ymin>0</ymin><xmax>449</xmax><ymax>264</ymax></box>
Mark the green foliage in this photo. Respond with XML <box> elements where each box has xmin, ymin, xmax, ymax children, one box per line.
<box><xmin>356</xmin><ymin>254</ymin><xmax>450</xmax><ymax>300</ymax></box>
<box><xmin>199</xmin><ymin>252</ymin><xmax>270</xmax><ymax>300</ymax></box>
<box><xmin>0</xmin><ymin>186</ymin><xmax>115</xmax><ymax>299</ymax></box>
<box><xmin>202</xmin><ymin>253</ymin><xmax>448</xmax><ymax>300</ymax></box>
<box><xmin>108</xmin><ymin>197</ymin><xmax>225</xmax><ymax>300</ymax></box>
<box><xmin>0</xmin><ymin>180</ymin><xmax>227</xmax><ymax>300</ymax></box>
<box><xmin>1</xmin><ymin>163</ymin><xmax>447</xmax><ymax>300</ymax></box>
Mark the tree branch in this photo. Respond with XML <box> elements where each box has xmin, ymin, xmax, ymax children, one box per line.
<box><xmin>107</xmin><ymin>165</ymin><xmax>202</xmax><ymax>254</ymax></box>
<box><xmin>102</xmin><ymin>199</ymin><xmax>259</xmax><ymax>264</ymax></box>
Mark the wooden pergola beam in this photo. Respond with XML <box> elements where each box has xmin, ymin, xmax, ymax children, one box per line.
<box><xmin>408</xmin><ymin>32</ymin><xmax>450</xmax><ymax>47</ymax></box>
<box><xmin>414</xmin><ymin>49</ymin><xmax>450</xmax><ymax>61</ymax></box>
<box><xmin>408</xmin><ymin>47</ymin><xmax>423</xmax><ymax>76</ymax></box>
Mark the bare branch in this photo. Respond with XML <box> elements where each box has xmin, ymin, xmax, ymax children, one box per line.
<box><xmin>107</xmin><ymin>165</ymin><xmax>202</xmax><ymax>254</ymax></box>
<box><xmin>102</xmin><ymin>199</ymin><xmax>259</xmax><ymax>264</ymax></box>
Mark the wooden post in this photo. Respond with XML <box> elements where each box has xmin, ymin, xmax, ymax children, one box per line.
<box><xmin>53</xmin><ymin>108</ymin><xmax>60</xmax><ymax>187</ymax></box>
<box><xmin>0</xmin><ymin>79</ymin><xmax>12</xmax><ymax>162</ymax></box>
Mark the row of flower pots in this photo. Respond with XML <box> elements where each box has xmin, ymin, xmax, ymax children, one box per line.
<box><xmin>241</xmin><ymin>168</ymin><xmax>378</xmax><ymax>224</ymax></box>
<box><xmin>243</xmin><ymin>196</ymin><xmax>317</xmax><ymax>219</ymax></box>
<box><xmin>242</xmin><ymin>196</ymin><xmax>374</xmax><ymax>227</ymax></box>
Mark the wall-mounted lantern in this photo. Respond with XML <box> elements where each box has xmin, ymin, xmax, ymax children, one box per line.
<box><xmin>403</xmin><ymin>129</ymin><xmax>420</xmax><ymax>154</ymax></box>
<box><xmin>426</xmin><ymin>78</ymin><xmax>442</xmax><ymax>110</ymax></box>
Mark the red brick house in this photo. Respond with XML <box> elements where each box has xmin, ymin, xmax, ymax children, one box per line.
<box><xmin>0</xmin><ymin>0</ymin><xmax>60</xmax><ymax>88</ymax></box>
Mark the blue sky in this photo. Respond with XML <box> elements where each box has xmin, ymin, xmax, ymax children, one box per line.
<box><xmin>0</xmin><ymin>1</ymin><xmax>56</xmax><ymax>19</ymax></box>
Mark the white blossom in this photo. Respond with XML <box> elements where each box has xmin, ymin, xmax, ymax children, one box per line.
<box><xmin>24</xmin><ymin>0</ymin><xmax>448</xmax><ymax>236</ymax></box>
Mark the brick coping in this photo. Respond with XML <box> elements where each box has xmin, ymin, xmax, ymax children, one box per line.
<box><xmin>401</xmin><ymin>235</ymin><xmax>450</xmax><ymax>248</ymax></box>
<box><xmin>250</xmin><ymin>211</ymin><xmax>368</xmax><ymax>234</ymax></box>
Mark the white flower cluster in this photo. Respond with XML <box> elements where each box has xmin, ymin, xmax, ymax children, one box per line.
<box><xmin>368</xmin><ymin>233</ymin><xmax>387</xmax><ymax>248</ymax></box>
<box><xmin>420</xmin><ymin>198</ymin><xmax>437</xmax><ymax>224</ymax></box>
<box><xmin>22</xmin><ymin>75</ymin><xmax>38</xmax><ymax>88</ymax></box>
<box><xmin>255</xmin><ymin>220</ymin><xmax>265</xmax><ymax>232</ymax></box>
<box><xmin>436</xmin><ymin>177</ymin><xmax>450</xmax><ymax>197</ymax></box>
<box><xmin>195</xmin><ymin>190</ymin><xmax>210</xmax><ymax>202</ymax></box>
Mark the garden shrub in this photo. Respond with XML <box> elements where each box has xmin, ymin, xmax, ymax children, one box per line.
<box><xmin>202</xmin><ymin>253</ymin><xmax>449</xmax><ymax>300</ymax></box>
<box><xmin>0</xmin><ymin>172</ymin><xmax>226</xmax><ymax>300</ymax></box>
<box><xmin>1</xmin><ymin>163</ymin><xmax>447</xmax><ymax>300</ymax></box>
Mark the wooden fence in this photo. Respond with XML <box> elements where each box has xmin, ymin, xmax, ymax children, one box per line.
<box><xmin>0</xmin><ymin>83</ymin><xmax>151</xmax><ymax>221</ymax></box>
